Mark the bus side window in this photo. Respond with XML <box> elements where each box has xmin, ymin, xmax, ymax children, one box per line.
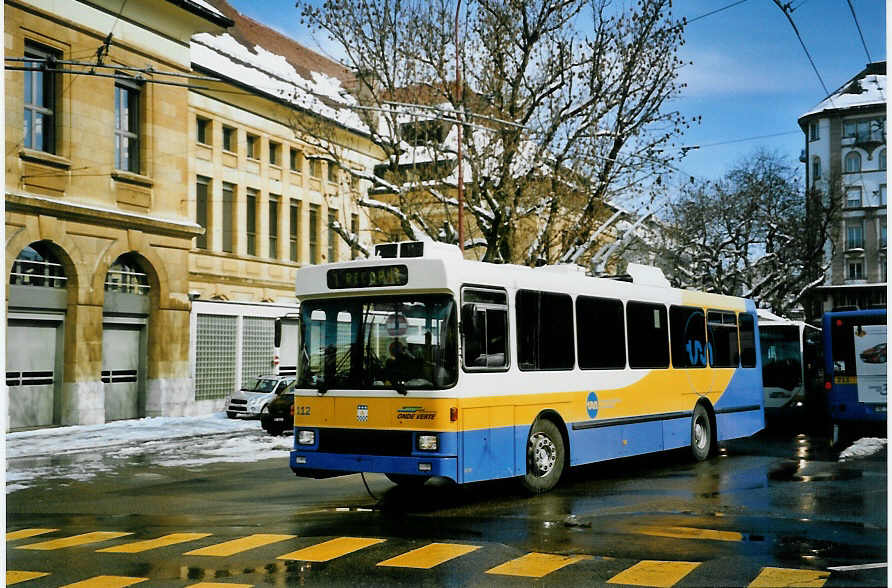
<box><xmin>739</xmin><ymin>313</ymin><xmax>757</xmax><ymax>367</ymax></box>
<box><xmin>708</xmin><ymin>310</ymin><xmax>740</xmax><ymax>367</ymax></box>
<box><xmin>461</xmin><ymin>287</ymin><xmax>508</xmax><ymax>370</ymax></box>
<box><xmin>669</xmin><ymin>305</ymin><xmax>707</xmax><ymax>368</ymax></box>
<box><xmin>627</xmin><ymin>301</ymin><xmax>669</xmax><ymax>368</ymax></box>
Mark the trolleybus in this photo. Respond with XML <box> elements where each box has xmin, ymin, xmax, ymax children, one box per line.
<box><xmin>757</xmin><ymin>310</ymin><xmax>822</xmax><ymax>416</ymax></box>
<box><xmin>822</xmin><ymin>309</ymin><xmax>887</xmax><ymax>432</ymax></box>
<box><xmin>288</xmin><ymin>242</ymin><xmax>764</xmax><ymax>492</ymax></box>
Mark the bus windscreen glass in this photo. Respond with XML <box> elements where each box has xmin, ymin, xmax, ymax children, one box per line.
<box><xmin>298</xmin><ymin>294</ymin><xmax>458</xmax><ymax>391</ymax></box>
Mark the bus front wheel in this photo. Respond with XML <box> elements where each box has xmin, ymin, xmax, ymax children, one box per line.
<box><xmin>522</xmin><ymin>419</ymin><xmax>565</xmax><ymax>493</ymax></box>
<box><xmin>691</xmin><ymin>404</ymin><xmax>713</xmax><ymax>461</ymax></box>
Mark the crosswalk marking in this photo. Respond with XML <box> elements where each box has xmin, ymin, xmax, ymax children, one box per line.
<box><xmin>7</xmin><ymin>571</ymin><xmax>51</xmax><ymax>585</ymax></box>
<box><xmin>98</xmin><ymin>533</ymin><xmax>211</xmax><ymax>553</ymax></box>
<box><xmin>748</xmin><ymin>567</ymin><xmax>830</xmax><ymax>587</ymax></box>
<box><xmin>277</xmin><ymin>537</ymin><xmax>385</xmax><ymax>562</ymax></box>
<box><xmin>7</xmin><ymin>528</ymin><xmax>58</xmax><ymax>541</ymax></box>
<box><xmin>607</xmin><ymin>560</ymin><xmax>701</xmax><ymax>587</ymax></box>
<box><xmin>60</xmin><ymin>575</ymin><xmax>147</xmax><ymax>588</ymax></box>
<box><xmin>486</xmin><ymin>552</ymin><xmax>591</xmax><ymax>578</ymax></box>
<box><xmin>377</xmin><ymin>542</ymin><xmax>481</xmax><ymax>569</ymax></box>
<box><xmin>637</xmin><ymin>526</ymin><xmax>743</xmax><ymax>542</ymax></box>
<box><xmin>184</xmin><ymin>534</ymin><xmax>295</xmax><ymax>557</ymax></box>
<box><xmin>18</xmin><ymin>532</ymin><xmax>132</xmax><ymax>551</ymax></box>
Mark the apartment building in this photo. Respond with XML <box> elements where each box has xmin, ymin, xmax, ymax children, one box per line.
<box><xmin>798</xmin><ymin>62</ymin><xmax>886</xmax><ymax>315</ymax></box>
<box><xmin>5</xmin><ymin>0</ymin><xmax>231</xmax><ymax>429</ymax></box>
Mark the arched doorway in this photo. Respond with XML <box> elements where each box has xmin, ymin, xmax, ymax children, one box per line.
<box><xmin>102</xmin><ymin>253</ymin><xmax>150</xmax><ymax>421</ymax></box>
<box><xmin>7</xmin><ymin>243</ymin><xmax>68</xmax><ymax>429</ymax></box>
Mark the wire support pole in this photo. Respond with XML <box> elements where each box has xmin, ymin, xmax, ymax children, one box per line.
<box><xmin>455</xmin><ymin>0</ymin><xmax>464</xmax><ymax>252</ymax></box>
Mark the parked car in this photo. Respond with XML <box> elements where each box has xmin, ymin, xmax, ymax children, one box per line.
<box><xmin>226</xmin><ymin>375</ymin><xmax>294</xmax><ymax>419</ymax></box>
<box><xmin>860</xmin><ymin>342</ymin><xmax>887</xmax><ymax>364</ymax></box>
<box><xmin>260</xmin><ymin>387</ymin><xmax>294</xmax><ymax>436</ymax></box>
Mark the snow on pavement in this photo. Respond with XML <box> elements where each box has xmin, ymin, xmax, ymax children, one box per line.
<box><xmin>838</xmin><ymin>437</ymin><xmax>887</xmax><ymax>461</ymax></box>
<box><xmin>5</xmin><ymin>413</ymin><xmax>291</xmax><ymax>494</ymax></box>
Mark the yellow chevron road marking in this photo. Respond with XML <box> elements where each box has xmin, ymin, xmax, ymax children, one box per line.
<box><xmin>607</xmin><ymin>560</ymin><xmax>701</xmax><ymax>587</ymax></box>
<box><xmin>184</xmin><ymin>534</ymin><xmax>294</xmax><ymax>557</ymax></box>
<box><xmin>187</xmin><ymin>584</ymin><xmax>254</xmax><ymax>588</ymax></box>
<box><xmin>98</xmin><ymin>532</ymin><xmax>211</xmax><ymax>553</ymax></box>
<box><xmin>638</xmin><ymin>525</ymin><xmax>744</xmax><ymax>542</ymax></box>
<box><xmin>486</xmin><ymin>552</ymin><xmax>591</xmax><ymax>578</ymax></box>
<box><xmin>7</xmin><ymin>571</ymin><xmax>50</xmax><ymax>585</ymax></box>
<box><xmin>60</xmin><ymin>576</ymin><xmax>147</xmax><ymax>588</ymax></box>
<box><xmin>277</xmin><ymin>537</ymin><xmax>385</xmax><ymax>562</ymax></box>
<box><xmin>6</xmin><ymin>528</ymin><xmax>58</xmax><ymax>541</ymax></box>
<box><xmin>377</xmin><ymin>542</ymin><xmax>481</xmax><ymax>569</ymax></box>
<box><xmin>18</xmin><ymin>532</ymin><xmax>132</xmax><ymax>550</ymax></box>
<box><xmin>748</xmin><ymin>567</ymin><xmax>830</xmax><ymax>587</ymax></box>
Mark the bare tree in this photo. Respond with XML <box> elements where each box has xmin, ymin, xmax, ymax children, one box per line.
<box><xmin>659</xmin><ymin>150</ymin><xmax>840</xmax><ymax>316</ymax></box>
<box><xmin>296</xmin><ymin>0</ymin><xmax>691</xmax><ymax>264</ymax></box>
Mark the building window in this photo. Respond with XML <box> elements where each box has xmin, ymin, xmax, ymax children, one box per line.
<box><xmin>845</xmin><ymin>151</ymin><xmax>862</xmax><ymax>173</ymax></box>
<box><xmin>846</xmin><ymin>186</ymin><xmax>862</xmax><ymax>207</ymax></box>
<box><xmin>196</xmin><ymin>176</ymin><xmax>210</xmax><ymax>249</ymax></box>
<box><xmin>809</xmin><ymin>121</ymin><xmax>819</xmax><ymax>141</ymax></box>
<box><xmin>328</xmin><ymin>162</ymin><xmax>338</xmax><ymax>183</ymax></box>
<box><xmin>196</xmin><ymin>116</ymin><xmax>211</xmax><ymax>145</ymax></box>
<box><xmin>309</xmin><ymin>158</ymin><xmax>321</xmax><ymax>178</ymax></box>
<box><xmin>269</xmin><ymin>195</ymin><xmax>280</xmax><ymax>259</ymax></box>
<box><xmin>290</xmin><ymin>148</ymin><xmax>302</xmax><ymax>172</ymax></box>
<box><xmin>844</xmin><ymin>118</ymin><xmax>885</xmax><ymax>143</ymax></box>
<box><xmin>114</xmin><ymin>77</ymin><xmax>141</xmax><ymax>173</ymax></box>
<box><xmin>246</xmin><ymin>134</ymin><xmax>259</xmax><ymax>159</ymax></box>
<box><xmin>847</xmin><ymin>261</ymin><xmax>864</xmax><ymax>281</ymax></box>
<box><xmin>880</xmin><ymin>148</ymin><xmax>887</xmax><ymax>170</ymax></box>
<box><xmin>309</xmin><ymin>204</ymin><xmax>319</xmax><ymax>263</ymax></box>
<box><xmin>327</xmin><ymin>211</ymin><xmax>338</xmax><ymax>262</ymax></box>
<box><xmin>289</xmin><ymin>200</ymin><xmax>300</xmax><ymax>262</ymax></box>
<box><xmin>222</xmin><ymin>182</ymin><xmax>235</xmax><ymax>253</ymax></box>
<box><xmin>105</xmin><ymin>253</ymin><xmax>149</xmax><ymax>295</ymax></box>
<box><xmin>269</xmin><ymin>141</ymin><xmax>280</xmax><ymax>166</ymax></box>
<box><xmin>811</xmin><ymin>156</ymin><xmax>821</xmax><ymax>182</ymax></box>
<box><xmin>880</xmin><ymin>259</ymin><xmax>887</xmax><ymax>283</ymax></box>
<box><xmin>846</xmin><ymin>222</ymin><xmax>864</xmax><ymax>250</ymax></box>
<box><xmin>880</xmin><ymin>220</ymin><xmax>887</xmax><ymax>249</ymax></box>
<box><xmin>351</xmin><ymin>214</ymin><xmax>359</xmax><ymax>260</ymax></box>
<box><xmin>880</xmin><ymin>185</ymin><xmax>887</xmax><ymax>206</ymax></box>
<box><xmin>246</xmin><ymin>188</ymin><xmax>258</xmax><ymax>256</ymax></box>
<box><xmin>9</xmin><ymin>243</ymin><xmax>67</xmax><ymax>288</ymax></box>
<box><xmin>222</xmin><ymin>126</ymin><xmax>236</xmax><ymax>152</ymax></box>
<box><xmin>23</xmin><ymin>41</ymin><xmax>58</xmax><ymax>153</ymax></box>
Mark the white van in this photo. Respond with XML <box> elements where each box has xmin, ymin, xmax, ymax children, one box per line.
<box><xmin>225</xmin><ymin>375</ymin><xmax>295</xmax><ymax>418</ymax></box>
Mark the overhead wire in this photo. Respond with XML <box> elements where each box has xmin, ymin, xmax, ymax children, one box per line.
<box><xmin>770</xmin><ymin>0</ymin><xmax>830</xmax><ymax>96</ymax></box>
<box><xmin>846</xmin><ymin>0</ymin><xmax>872</xmax><ymax>63</ymax></box>
<box><xmin>685</xmin><ymin>0</ymin><xmax>749</xmax><ymax>25</ymax></box>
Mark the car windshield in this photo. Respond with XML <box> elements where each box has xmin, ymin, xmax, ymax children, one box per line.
<box><xmin>247</xmin><ymin>378</ymin><xmax>278</xmax><ymax>393</ymax></box>
<box><xmin>297</xmin><ymin>294</ymin><xmax>458</xmax><ymax>391</ymax></box>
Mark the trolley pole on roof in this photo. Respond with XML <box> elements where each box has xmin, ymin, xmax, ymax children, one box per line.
<box><xmin>455</xmin><ymin>0</ymin><xmax>464</xmax><ymax>253</ymax></box>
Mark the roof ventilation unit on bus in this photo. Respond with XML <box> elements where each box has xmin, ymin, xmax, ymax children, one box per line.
<box><xmin>373</xmin><ymin>241</ymin><xmax>463</xmax><ymax>261</ymax></box>
<box><xmin>625</xmin><ymin>263</ymin><xmax>671</xmax><ymax>288</ymax></box>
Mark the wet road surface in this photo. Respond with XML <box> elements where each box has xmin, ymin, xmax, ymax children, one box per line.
<box><xmin>6</xmin><ymin>422</ymin><xmax>887</xmax><ymax>587</ymax></box>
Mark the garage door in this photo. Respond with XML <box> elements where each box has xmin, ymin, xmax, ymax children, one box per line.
<box><xmin>6</xmin><ymin>320</ymin><xmax>59</xmax><ymax>429</ymax></box>
<box><xmin>102</xmin><ymin>324</ymin><xmax>142</xmax><ymax>421</ymax></box>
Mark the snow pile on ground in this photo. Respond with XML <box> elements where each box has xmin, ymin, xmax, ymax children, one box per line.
<box><xmin>839</xmin><ymin>437</ymin><xmax>887</xmax><ymax>461</ymax></box>
<box><xmin>5</xmin><ymin>413</ymin><xmax>291</xmax><ymax>494</ymax></box>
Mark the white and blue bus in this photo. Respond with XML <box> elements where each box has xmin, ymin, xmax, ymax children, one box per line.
<box><xmin>287</xmin><ymin>242</ymin><xmax>764</xmax><ymax>492</ymax></box>
<box><xmin>757</xmin><ymin>310</ymin><xmax>822</xmax><ymax>416</ymax></box>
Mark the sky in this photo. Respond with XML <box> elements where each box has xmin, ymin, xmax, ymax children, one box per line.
<box><xmin>226</xmin><ymin>0</ymin><xmax>886</xmax><ymax>183</ymax></box>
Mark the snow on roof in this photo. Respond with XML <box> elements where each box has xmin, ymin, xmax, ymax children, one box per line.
<box><xmin>799</xmin><ymin>63</ymin><xmax>886</xmax><ymax>120</ymax></box>
<box><xmin>192</xmin><ymin>32</ymin><xmax>367</xmax><ymax>133</ymax></box>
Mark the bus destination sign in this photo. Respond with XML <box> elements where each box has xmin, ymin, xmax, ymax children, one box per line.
<box><xmin>327</xmin><ymin>264</ymin><xmax>409</xmax><ymax>289</ymax></box>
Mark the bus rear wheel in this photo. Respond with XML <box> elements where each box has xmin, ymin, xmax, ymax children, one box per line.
<box><xmin>522</xmin><ymin>419</ymin><xmax>565</xmax><ymax>493</ymax></box>
<box><xmin>385</xmin><ymin>473</ymin><xmax>427</xmax><ymax>486</ymax></box>
<box><xmin>691</xmin><ymin>404</ymin><xmax>713</xmax><ymax>461</ymax></box>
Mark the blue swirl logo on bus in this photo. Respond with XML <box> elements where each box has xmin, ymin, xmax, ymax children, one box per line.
<box><xmin>586</xmin><ymin>392</ymin><xmax>599</xmax><ymax>419</ymax></box>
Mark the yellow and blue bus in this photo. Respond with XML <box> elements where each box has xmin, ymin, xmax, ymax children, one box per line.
<box><xmin>289</xmin><ymin>242</ymin><xmax>764</xmax><ymax>492</ymax></box>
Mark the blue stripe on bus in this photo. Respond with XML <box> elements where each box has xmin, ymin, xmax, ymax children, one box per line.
<box><xmin>828</xmin><ymin>384</ymin><xmax>886</xmax><ymax>423</ymax></box>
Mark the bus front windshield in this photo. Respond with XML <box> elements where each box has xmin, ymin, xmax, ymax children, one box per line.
<box><xmin>298</xmin><ymin>294</ymin><xmax>458</xmax><ymax>392</ymax></box>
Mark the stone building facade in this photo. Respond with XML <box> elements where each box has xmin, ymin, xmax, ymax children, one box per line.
<box><xmin>798</xmin><ymin>62</ymin><xmax>887</xmax><ymax>315</ymax></box>
<box><xmin>5</xmin><ymin>0</ymin><xmax>232</xmax><ymax>429</ymax></box>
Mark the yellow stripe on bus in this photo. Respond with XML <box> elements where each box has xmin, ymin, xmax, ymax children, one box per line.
<box><xmin>6</xmin><ymin>528</ymin><xmax>58</xmax><ymax>541</ymax></box>
<box><xmin>377</xmin><ymin>542</ymin><xmax>480</xmax><ymax>568</ymax></box>
<box><xmin>486</xmin><ymin>553</ymin><xmax>591</xmax><ymax>578</ymax></box>
<box><xmin>607</xmin><ymin>560</ymin><xmax>701</xmax><ymax>587</ymax></box>
<box><xmin>748</xmin><ymin>567</ymin><xmax>829</xmax><ymax>588</ymax></box>
<box><xmin>277</xmin><ymin>537</ymin><xmax>385</xmax><ymax>562</ymax></box>
<box><xmin>7</xmin><ymin>571</ymin><xmax>50</xmax><ymax>585</ymax></box>
<box><xmin>60</xmin><ymin>576</ymin><xmax>147</xmax><ymax>588</ymax></box>
<box><xmin>18</xmin><ymin>532</ymin><xmax>132</xmax><ymax>550</ymax></box>
<box><xmin>184</xmin><ymin>534</ymin><xmax>294</xmax><ymax>557</ymax></box>
<box><xmin>98</xmin><ymin>533</ymin><xmax>212</xmax><ymax>553</ymax></box>
<box><xmin>637</xmin><ymin>526</ymin><xmax>743</xmax><ymax>542</ymax></box>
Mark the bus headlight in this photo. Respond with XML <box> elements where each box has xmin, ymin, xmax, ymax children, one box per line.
<box><xmin>297</xmin><ymin>430</ymin><xmax>316</xmax><ymax>445</ymax></box>
<box><xmin>416</xmin><ymin>434</ymin><xmax>438</xmax><ymax>451</ymax></box>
